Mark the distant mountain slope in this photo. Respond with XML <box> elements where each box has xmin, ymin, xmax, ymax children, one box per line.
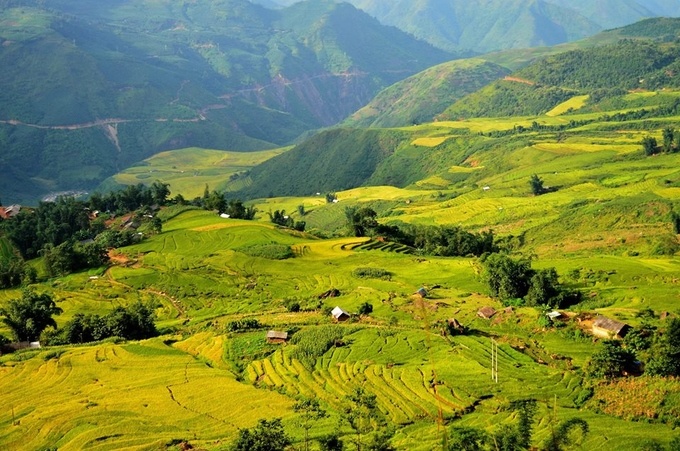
<box><xmin>235</xmin><ymin>128</ymin><xmax>408</xmax><ymax>199</ymax></box>
<box><xmin>0</xmin><ymin>0</ymin><xmax>452</xmax><ymax>203</ymax></box>
<box><xmin>262</xmin><ymin>0</ymin><xmax>680</xmax><ymax>53</ymax></box>
<box><xmin>439</xmin><ymin>21</ymin><xmax>680</xmax><ymax>119</ymax></box>
<box><xmin>344</xmin><ymin>59</ymin><xmax>510</xmax><ymax>128</ymax></box>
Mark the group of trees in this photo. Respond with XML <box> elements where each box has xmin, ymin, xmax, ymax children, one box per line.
<box><xmin>89</xmin><ymin>181</ymin><xmax>170</xmax><ymax>214</ymax></box>
<box><xmin>43</xmin><ymin>302</ymin><xmax>157</xmax><ymax>345</ymax></box>
<box><xmin>447</xmin><ymin>399</ymin><xmax>588</xmax><ymax>451</ymax></box>
<box><xmin>345</xmin><ymin>206</ymin><xmax>496</xmax><ymax>257</ymax></box>
<box><xmin>0</xmin><ymin>289</ymin><xmax>62</xmax><ymax>342</ymax></box>
<box><xmin>642</xmin><ymin>127</ymin><xmax>680</xmax><ymax>155</ymax></box>
<box><xmin>480</xmin><ymin>253</ymin><xmax>581</xmax><ymax>309</ymax></box>
<box><xmin>231</xmin><ymin>396</ymin><xmax>590</xmax><ymax>451</ymax></box>
<box><xmin>197</xmin><ymin>186</ymin><xmax>257</xmax><ymax>219</ymax></box>
<box><xmin>0</xmin><ymin>288</ymin><xmax>157</xmax><ymax>345</ymax></box>
<box><xmin>269</xmin><ymin>210</ymin><xmax>306</xmax><ymax>231</ymax></box>
<box><xmin>588</xmin><ymin>318</ymin><xmax>680</xmax><ymax>380</ymax></box>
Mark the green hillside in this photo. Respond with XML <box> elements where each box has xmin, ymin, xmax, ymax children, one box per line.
<box><xmin>439</xmin><ymin>31</ymin><xmax>680</xmax><ymax>120</ymax></box>
<box><xmin>344</xmin><ymin>59</ymin><xmax>510</xmax><ymax>128</ymax></box>
<box><xmin>0</xmin><ymin>0</ymin><xmax>452</xmax><ymax>203</ymax></box>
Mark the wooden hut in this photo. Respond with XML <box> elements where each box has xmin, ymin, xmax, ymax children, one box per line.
<box><xmin>266</xmin><ymin>331</ymin><xmax>289</xmax><ymax>344</ymax></box>
<box><xmin>331</xmin><ymin>306</ymin><xmax>350</xmax><ymax>322</ymax></box>
<box><xmin>592</xmin><ymin>316</ymin><xmax>631</xmax><ymax>339</ymax></box>
<box><xmin>414</xmin><ymin>287</ymin><xmax>428</xmax><ymax>298</ymax></box>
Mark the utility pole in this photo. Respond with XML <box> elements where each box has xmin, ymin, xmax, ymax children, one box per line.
<box><xmin>491</xmin><ymin>339</ymin><xmax>498</xmax><ymax>383</ymax></box>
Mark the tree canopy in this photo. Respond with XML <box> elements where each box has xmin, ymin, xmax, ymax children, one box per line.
<box><xmin>0</xmin><ymin>289</ymin><xmax>62</xmax><ymax>342</ymax></box>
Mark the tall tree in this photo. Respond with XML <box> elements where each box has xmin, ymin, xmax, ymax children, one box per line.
<box><xmin>0</xmin><ymin>289</ymin><xmax>62</xmax><ymax>342</ymax></box>
<box><xmin>294</xmin><ymin>398</ymin><xmax>328</xmax><ymax>451</ymax></box>
<box><xmin>231</xmin><ymin>418</ymin><xmax>290</xmax><ymax>451</ymax></box>
<box><xmin>529</xmin><ymin>174</ymin><xmax>545</xmax><ymax>195</ymax></box>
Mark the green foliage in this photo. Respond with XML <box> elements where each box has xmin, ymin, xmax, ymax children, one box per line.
<box><xmin>319</xmin><ymin>434</ymin><xmax>344</xmax><ymax>451</ymax></box>
<box><xmin>0</xmin><ymin>289</ymin><xmax>62</xmax><ymax>342</ymax></box>
<box><xmin>352</xmin><ymin>267</ymin><xmax>392</xmax><ymax>280</ymax></box>
<box><xmin>43</xmin><ymin>240</ymin><xmax>109</xmax><ymax>277</ymax></box>
<box><xmin>238</xmin><ymin>244</ymin><xmax>294</xmax><ymax>260</ymax></box>
<box><xmin>542</xmin><ymin>418</ymin><xmax>589</xmax><ymax>451</ymax></box>
<box><xmin>529</xmin><ymin>174</ymin><xmax>545</xmax><ymax>196</ymax></box>
<box><xmin>481</xmin><ymin>254</ymin><xmax>533</xmax><ymax>302</ymax></box>
<box><xmin>587</xmin><ymin>340</ymin><xmax>636</xmax><ymax>379</ymax></box>
<box><xmin>642</xmin><ymin>136</ymin><xmax>660</xmax><ymax>156</ymax></box>
<box><xmin>231</xmin><ymin>418</ymin><xmax>290</xmax><ymax>451</ymax></box>
<box><xmin>0</xmin><ymin>256</ymin><xmax>35</xmax><ymax>288</ymax></box>
<box><xmin>44</xmin><ymin>301</ymin><xmax>157</xmax><ymax>345</ymax></box>
<box><xmin>343</xmin><ymin>387</ymin><xmax>382</xmax><ymax>451</ymax></box>
<box><xmin>346</xmin><ymin>206</ymin><xmax>379</xmax><ymax>237</ymax></box>
<box><xmin>646</xmin><ymin>318</ymin><xmax>680</xmax><ymax>377</ymax></box>
<box><xmin>358</xmin><ymin>302</ymin><xmax>373</xmax><ymax>316</ymax></box>
<box><xmin>445</xmin><ymin>426</ymin><xmax>487</xmax><ymax>451</ymax></box>
<box><xmin>227</xmin><ymin>319</ymin><xmax>261</xmax><ymax>333</ymax></box>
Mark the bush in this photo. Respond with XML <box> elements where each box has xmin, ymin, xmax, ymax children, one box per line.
<box><xmin>352</xmin><ymin>267</ymin><xmax>392</xmax><ymax>280</ymax></box>
<box><xmin>238</xmin><ymin>244</ymin><xmax>294</xmax><ymax>260</ymax></box>
<box><xmin>358</xmin><ymin>302</ymin><xmax>373</xmax><ymax>316</ymax></box>
<box><xmin>227</xmin><ymin>318</ymin><xmax>261</xmax><ymax>332</ymax></box>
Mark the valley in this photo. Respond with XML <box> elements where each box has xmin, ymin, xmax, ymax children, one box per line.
<box><xmin>3</xmin><ymin>4</ymin><xmax>680</xmax><ymax>451</ymax></box>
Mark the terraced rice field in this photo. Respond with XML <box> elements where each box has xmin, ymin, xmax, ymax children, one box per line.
<box><xmin>0</xmin><ymin>339</ymin><xmax>293</xmax><ymax>450</ymax></box>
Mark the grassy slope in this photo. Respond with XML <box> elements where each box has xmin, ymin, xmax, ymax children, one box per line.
<box><xmin>2</xmin><ymin>207</ymin><xmax>680</xmax><ymax>449</ymax></box>
<box><xmin>102</xmin><ymin>147</ymin><xmax>288</xmax><ymax>199</ymax></box>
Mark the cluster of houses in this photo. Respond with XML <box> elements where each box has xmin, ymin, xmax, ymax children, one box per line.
<box><xmin>476</xmin><ymin>305</ymin><xmax>633</xmax><ymax>340</ymax></box>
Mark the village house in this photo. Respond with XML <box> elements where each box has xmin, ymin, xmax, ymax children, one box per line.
<box><xmin>592</xmin><ymin>316</ymin><xmax>631</xmax><ymax>339</ymax></box>
<box><xmin>266</xmin><ymin>331</ymin><xmax>289</xmax><ymax>344</ymax></box>
<box><xmin>331</xmin><ymin>306</ymin><xmax>350</xmax><ymax>322</ymax></box>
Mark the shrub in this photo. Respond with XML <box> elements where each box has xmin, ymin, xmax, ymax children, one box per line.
<box><xmin>238</xmin><ymin>244</ymin><xmax>294</xmax><ymax>260</ymax></box>
<box><xmin>352</xmin><ymin>267</ymin><xmax>391</xmax><ymax>280</ymax></box>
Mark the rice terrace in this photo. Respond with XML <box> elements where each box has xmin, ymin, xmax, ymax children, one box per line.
<box><xmin>5</xmin><ymin>4</ymin><xmax>680</xmax><ymax>451</ymax></box>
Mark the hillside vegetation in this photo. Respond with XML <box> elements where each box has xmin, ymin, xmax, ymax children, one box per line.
<box><xmin>0</xmin><ymin>0</ymin><xmax>451</xmax><ymax>203</ymax></box>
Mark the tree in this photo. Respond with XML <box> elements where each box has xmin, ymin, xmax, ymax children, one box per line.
<box><xmin>642</xmin><ymin>135</ymin><xmax>659</xmax><ymax>156</ymax></box>
<box><xmin>293</xmin><ymin>398</ymin><xmax>327</xmax><ymax>451</ymax></box>
<box><xmin>445</xmin><ymin>426</ymin><xmax>487</xmax><ymax>451</ymax></box>
<box><xmin>525</xmin><ymin>268</ymin><xmax>560</xmax><ymax>307</ymax></box>
<box><xmin>512</xmin><ymin>399</ymin><xmax>537</xmax><ymax>450</ymax></box>
<box><xmin>343</xmin><ymin>387</ymin><xmax>380</xmax><ymax>451</ymax></box>
<box><xmin>542</xmin><ymin>418</ymin><xmax>589</xmax><ymax>451</ymax></box>
<box><xmin>646</xmin><ymin>318</ymin><xmax>680</xmax><ymax>377</ymax></box>
<box><xmin>297</xmin><ymin>204</ymin><xmax>306</xmax><ymax>217</ymax></box>
<box><xmin>345</xmin><ymin>207</ymin><xmax>378</xmax><ymax>237</ymax></box>
<box><xmin>481</xmin><ymin>253</ymin><xmax>534</xmax><ymax>302</ymax></box>
<box><xmin>150</xmin><ymin>180</ymin><xmax>171</xmax><ymax>205</ymax></box>
<box><xmin>587</xmin><ymin>340</ymin><xmax>635</xmax><ymax>378</ymax></box>
<box><xmin>319</xmin><ymin>434</ymin><xmax>344</xmax><ymax>451</ymax></box>
<box><xmin>231</xmin><ymin>418</ymin><xmax>290</xmax><ymax>451</ymax></box>
<box><xmin>358</xmin><ymin>302</ymin><xmax>373</xmax><ymax>316</ymax></box>
<box><xmin>529</xmin><ymin>174</ymin><xmax>545</xmax><ymax>195</ymax></box>
<box><xmin>663</xmin><ymin>127</ymin><xmax>675</xmax><ymax>153</ymax></box>
<box><xmin>0</xmin><ymin>289</ymin><xmax>62</xmax><ymax>342</ymax></box>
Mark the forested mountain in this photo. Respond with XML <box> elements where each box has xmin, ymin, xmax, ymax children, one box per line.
<box><xmin>235</xmin><ymin>19</ymin><xmax>680</xmax><ymax>199</ymax></box>
<box><xmin>440</xmin><ymin>20</ymin><xmax>680</xmax><ymax>119</ymax></box>
<box><xmin>261</xmin><ymin>0</ymin><xmax>680</xmax><ymax>53</ymax></box>
<box><xmin>0</xmin><ymin>0</ymin><xmax>451</xmax><ymax>203</ymax></box>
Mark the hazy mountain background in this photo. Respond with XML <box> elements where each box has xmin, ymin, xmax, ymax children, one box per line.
<box><xmin>258</xmin><ymin>0</ymin><xmax>680</xmax><ymax>52</ymax></box>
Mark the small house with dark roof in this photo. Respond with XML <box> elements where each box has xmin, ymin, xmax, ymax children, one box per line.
<box><xmin>331</xmin><ymin>306</ymin><xmax>350</xmax><ymax>322</ymax></box>
<box><xmin>414</xmin><ymin>287</ymin><xmax>428</xmax><ymax>298</ymax></box>
<box><xmin>592</xmin><ymin>316</ymin><xmax>631</xmax><ymax>339</ymax></box>
<box><xmin>477</xmin><ymin>306</ymin><xmax>497</xmax><ymax>320</ymax></box>
<box><xmin>266</xmin><ymin>331</ymin><xmax>289</xmax><ymax>344</ymax></box>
